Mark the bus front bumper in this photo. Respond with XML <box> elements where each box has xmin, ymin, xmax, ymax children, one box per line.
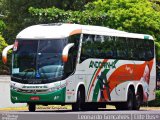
<box><xmin>11</xmin><ymin>88</ymin><xmax>66</xmax><ymax>104</ymax></box>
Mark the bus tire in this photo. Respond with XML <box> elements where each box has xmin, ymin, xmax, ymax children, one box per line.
<box><xmin>89</xmin><ymin>105</ymin><xmax>98</xmax><ymax>111</ymax></box>
<box><xmin>125</xmin><ymin>89</ymin><xmax>134</xmax><ymax>110</ymax></box>
<box><xmin>72</xmin><ymin>88</ymin><xmax>85</xmax><ymax>111</ymax></box>
<box><xmin>84</xmin><ymin>104</ymin><xmax>98</xmax><ymax>111</ymax></box>
<box><xmin>28</xmin><ymin>103</ymin><xmax>36</xmax><ymax>112</ymax></box>
<box><xmin>115</xmin><ymin>89</ymin><xmax>134</xmax><ymax>110</ymax></box>
<box><xmin>133</xmin><ymin>92</ymin><xmax>142</xmax><ymax>110</ymax></box>
<box><xmin>115</xmin><ymin>104</ymin><xmax>123</xmax><ymax>110</ymax></box>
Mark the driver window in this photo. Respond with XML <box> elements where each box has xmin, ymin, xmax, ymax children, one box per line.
<box><xmin>64</xmin><ymin>34</ymin><xmax>80</xmax><ymax>77</ymax></box>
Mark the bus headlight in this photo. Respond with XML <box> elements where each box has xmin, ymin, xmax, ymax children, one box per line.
<box><xmin>48</xmin><ymin>87</ymin><xmax>57</xmax><ymax>92</ymax></box>
<box><xmin>11</xmin><ymin>85</ymin><xmax>19</xmax><ymax>91</ymax></box>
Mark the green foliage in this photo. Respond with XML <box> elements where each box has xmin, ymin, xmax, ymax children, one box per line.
<box><xmin>2</xmin><ymin>0</ymin><xmax>160</xmax><ymax>43</ymax></box>
<box><xmin>0</xmin><ymin>34</ymin><xmax>9</xmax><ymax>75</ymax></box>
<box><xmin>87</xmin><ymin>0</ymin><xmax>160</xmax><ymax>38</ymax></box>
<box><xmin>155</xmin><ymin>41</ymin><xmax>160</xmax><ymax>60</ymax></box>
<box><xmin>148</xmin><ymin>90</ymin><xmax>160</xmax><ymax>106</ymax></box>
<box><xmin>0</xmin><ymin>34</ymin><xmax>7</xmax><ymax>52</ymax></box>
<box><xmin>150</xmin><ymin>0</ymin><xmax>160</xmax><ymax>11</ymax></box>
<box><xmin>0</xmin><ymin>20</ymin><xmax>6</xmax><ymax>32</ymax></box>
<box><xmin>29</xmin><ymin>6</ymin><xmax>107</xmax><ymax>25</ymax></box>
<box><xmin>2</xmin><ymin>0</ymin><xmax>56</xmax><ymax>43</ymax></box>
<box><xmin>0</xmin><ymin>0</ymin><xmax>3</xmax><ymax>13</ymax></box>
<box><xmin>29</xmin><ymin>0</ymin><xmax>160</xmax><ymax>39</ymax></box>
<box><xmin>1</xmin><ymin>0</ymin><xmax>94</xmax><ymax>44</ymax></box>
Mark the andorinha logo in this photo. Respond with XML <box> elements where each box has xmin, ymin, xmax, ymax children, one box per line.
<box><xmin>89</xmin><ymin>60</ymin><xmax>116</xmax><ymax>69</ymax></box>
<box><xmin>22</xmin><ymin>85</ymin><xmax>48</xmax><ymax>89</ymax></box>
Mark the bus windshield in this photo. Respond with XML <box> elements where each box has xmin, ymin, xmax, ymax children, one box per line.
<box><xmin>12</xmin><ymin>39</ymin><xmax>68</xmax><ymax>84</ymax></box>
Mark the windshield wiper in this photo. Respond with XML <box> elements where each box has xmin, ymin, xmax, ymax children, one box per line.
<box><xmin>21</xmin><ymin>68</ymin><xmax>35</xmax><ymax>80</ymax></box>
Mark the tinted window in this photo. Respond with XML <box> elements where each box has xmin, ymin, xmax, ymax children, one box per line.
<box><xmin>81</xmin><ymin>35</ymin><xmax>116</xmax><ymax>62</ymax></box>
<box><xmin>127</xmin><ymin>38</ymin><xmax>137</xmax><ymax>60</ymax></box>
<box><xmin>115</xmin><ymin>37</ymin><xmax>128</xmax><ymax>59</ymax></box>
<box><xmin>80</xmin><ymin>34</ymin><xmax>154</xmax><ymax>62</ymax></box>
<box><xmin>144</xmin><ymin>40</ymin><xmax>154</xmax><ymax>60</ymax></box>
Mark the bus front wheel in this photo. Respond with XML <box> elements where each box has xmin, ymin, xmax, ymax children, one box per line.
<box><xmin>28</xmin><ymin>103</ymin><xmax>36</xmax><ymax>112</ymax></box>
<box><xmin>72</xmin><ymin>88</ymin><xmax>85</xmax><ymax>111</ymax></box>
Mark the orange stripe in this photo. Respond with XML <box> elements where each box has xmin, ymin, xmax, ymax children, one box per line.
<box><xmin>62</xmin><ymin>55</ymin><xmax>68</xmax><ymax>62</ymax></box>
<box><xmin>103</xmin><ymin>88</ymin><xmax>109</xmax><ymax>101</ymax></box>
<box><xmin>69</xmin><ymin>29</ymin><xmax>82</xmax><ymax>36</ymax></box>
<box><xmin>2</xmin><ymin>56</ymin><xmax>7</xmax><ymax>64</ymax></box>
<box><xmin>108</xmin><ymin>60</ymin><xmax>154</xmax><ymax>93</ymax></box>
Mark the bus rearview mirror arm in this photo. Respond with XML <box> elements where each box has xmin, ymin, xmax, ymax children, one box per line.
<box><xmin>2</xmin><ymin>44</ymin><xmax>14</xmax><ymax>64</ymax></box>
<box><xmin>62</xmin><ymin>43</ymin><xmax>74</xmax><ymax>62</ymax></box>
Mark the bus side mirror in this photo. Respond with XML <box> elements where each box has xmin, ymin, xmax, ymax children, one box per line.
<box><xmin>62</xmin><ymin>43</ymin><xmax>74</xmax><ymax>62</ymax></box>
<box><xmin>2</xmin><ymin>45</ymin><xmax>14</xmax><ymax>64</ymax></box>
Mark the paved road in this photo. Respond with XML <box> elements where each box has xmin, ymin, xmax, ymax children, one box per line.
<box><xmin>1</xmin><ymin>109</ymin><xmax>160</xmax><ymax>120</ymax></box>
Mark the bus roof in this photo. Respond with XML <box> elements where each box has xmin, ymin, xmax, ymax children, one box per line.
<box><xmin>16</xmin><ymin>23</ymin><xmax>154</xmax><ymax>40</ymax></box>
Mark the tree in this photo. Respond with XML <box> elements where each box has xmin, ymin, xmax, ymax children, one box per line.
<box><xmin>29</xmin><ymin>0</ymin><xmax>160</xmax><ymax>38</ymax></box>
<box><xmin>1</xmin><ymin>0</ymin><xmax>95</xmax><ymax>44</ymax></box>
<box><xmin>1</xmin><ymin>0</ymin><xmax>56</xmax><ymax>43</ymax></box>
<box><xmin>0</xmin><ymin>17</ymin><xmax>8</xmax><ymax>74</ymax></box>
<box><xmin>0</xmin><ymin>34</ymin><xmax>8</xmax><ymax>56</ymax></box>
<box><xmin>0</xmin><ymin>20</ymin><xmax>5</xmax><ymax>32</ymax></box>
<box><xmin>0</xmin><ymin>34</ymin><xmax>9</xmax><ymax>74</ymax></box>
<box><xmin>150</xmin><ymin>0</ymin><xmax>160</xmax><ymax>11</ymax></box>
<box><xmin>29</xmin><ymin>0</ymin><xmax>160</xmax><ymax>59</ymax></box>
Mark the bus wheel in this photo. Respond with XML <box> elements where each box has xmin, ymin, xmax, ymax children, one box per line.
<box><xmin>133</xmin><ymin>92</ymin><xmax>142</xmax><ymax>110</ymax></box>
<box><xmin>83</xmin><ymin>104</ymin><xmax>98</xmax><ymax>111</ymax></box>
<box><xmin>115</xmin><ymin>89</ymin><xmax>134</xmax><ymax>110</ymax></box>
<box><xmin>125</xmin><ymin>89</ymin><xmax>134</xmax><ymax>110</ymax></box>
<box><xmin>28</xmin><ymin>103</ymin><xmax>36</xmax><ymax>112</ymax></box>
<box><xmin>72</xmin><ymin>88</ymin><xmax>85</xmax><ymax>111</ymax></box>
<box><xmin>115</xmin><ymin>104</ymin><xmax>123</xmax><ymax>110</ymax></box>
<box><xmin>89</xmin><ymin>104</ymin><xmax>98</xmax><ymax>111</ymax></box>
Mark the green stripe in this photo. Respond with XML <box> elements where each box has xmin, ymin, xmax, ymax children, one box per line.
<box><xmin>144</xmin><ymin>35</ymin><xmax>149</xmax><ymax>40</ymax></box>
<box><xmin>92</xmin><ymin>80</ymin><xmax>100</xmax><ymax>102</ymax></box>
<box><xmin>87</xmin><ymin>68</ymin><xmax>98</xmax><ymax>95</ymax></box>
<box><xmin>92</xmin><ymin>69</ymin><xmax>109</xmax><ymax>102</ymax></box>
<box><xmin>92</xmin><ymin>59</ymin><xmax>119</xmax><ymax>102</ymax></box>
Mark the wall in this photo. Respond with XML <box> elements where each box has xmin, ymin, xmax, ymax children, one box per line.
<box><xmin>0</xmin><ymin>76</ymin><xmax>26</xmax><ymax>108</ymax></box>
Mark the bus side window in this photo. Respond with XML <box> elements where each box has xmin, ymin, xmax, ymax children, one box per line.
<box><xmin>94</xmin><ymin>35</ymin><xmax>103</xmax><ymax>58</ymax></box>
<box><xmin>80</xmin><ymin>34</ymin><xmax>95</xmax><ymax>62</ymax></box>
<box><xmin>136</xmin><ymin>40</ymin><xmax>145</xmax><ymax>60</ymax></box>
<box><xmin>145</xmin><ymin>40</ymin><xmax>154</xmax><ymax>61</ymax></box>
<box><xmin>115</xmin><ymin>37</ymin><xmax>128</xmax><ymax>59</ymax></box>
<box><xmin>127</xmin><ymin>38</ymin><xmax>137</xmax><ymax>60</ymax></box>
<box><xmin>81</xmin><ymin>35</ymin><xmax>117</xmax><ymax>61</ymax></box>
<box><xmin>102</xmin><ymin>36</ymin><xmax>115</xmax><ymax>59</ymax></box>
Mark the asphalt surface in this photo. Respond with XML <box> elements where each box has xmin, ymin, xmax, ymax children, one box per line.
<box><xmin>1</xmin><ymin>109</ymin><xmax>160</xmax><ymax>120</ymax></box>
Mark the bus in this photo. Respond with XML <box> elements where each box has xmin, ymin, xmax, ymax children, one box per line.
<box><xmin>2</xmin><ymin>23</ymin><xmax>156</xmax><ymax>111</ymax></box>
